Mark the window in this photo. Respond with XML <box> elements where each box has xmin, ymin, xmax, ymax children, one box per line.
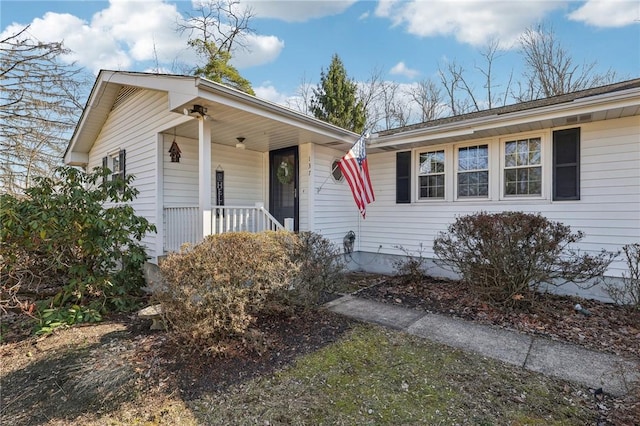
<box><xmin>504</xmin><ymin>138</ymin><xmax>541</xmax><ymax>196</ymax></box>
<box><xmin>457</xmin><ymin>145</ymin><xmax>488</xmax><ymax>197</ymax></box>
<box><xmin>553</xmin><ymin>128</ymin><xmax>580</xmax><ymax>200</ymax></box>
<box><xmin>396</xmin><ymin>151</ymin><xmax>411</xmax><ymax>203</ymax></box>
<box><xmin>418</xmin><ymin>150</ymin><xmax>445</xmax><ymax>199</ymax></box>
<box><xmin>102</xmin><ymin>149</ymin><xmax>126</xmax><ymax>185</ymax></box>
<box><xmin>331</xmin><ymin>159</ymin><xmax>343</xmax><ymax>182</ymax></box>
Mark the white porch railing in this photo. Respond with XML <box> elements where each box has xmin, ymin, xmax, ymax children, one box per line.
<box><xmin>163</xmin><ymin>204</ymin><xmax>285</xmax><ymax>253</ymax></box>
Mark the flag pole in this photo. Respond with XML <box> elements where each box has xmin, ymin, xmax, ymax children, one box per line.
<box><xmin>315</xmin><ymin>162</ymin><xmax>340</xmax><ymax>193</ymax></box>
<box><xmin>316</xmin><ymin>130</ymin><xmax>370</xmax><ymax>194</ymax></box>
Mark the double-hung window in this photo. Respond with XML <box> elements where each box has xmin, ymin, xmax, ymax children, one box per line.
<box><xmin>504</xmin><ymin>137</ymin><xmax>541</xmax><ymax>196</ymax></box>
<box><xmin>102</xmin><ymin>149</ymin><xmax>126</xmax><ymax>186</ymax></box>
<box><xmin>418</xmin><ymin>150</ymin><xmax>445</xmax><ymax>199</ymax></box>
<box><xmin>457</xmin><ymin>144</ymin><xmax>488</xmax><ymax>198</ymax></box>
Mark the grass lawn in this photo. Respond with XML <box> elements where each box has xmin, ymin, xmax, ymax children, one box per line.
<box><xmin>188</xmin><ymin>324</ymin><xmax>595</xmax><ymax>425</ymax></box>
<box><xmin>1</xmin><ymin>321</ymin><xmax>603</xmax><ymax>425</ymax></box>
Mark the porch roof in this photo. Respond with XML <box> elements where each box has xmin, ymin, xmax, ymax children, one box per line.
<box><xmin>64</xmin><ymin>70</ymin><xmax>359</xmax><ymax>165</ymax></box>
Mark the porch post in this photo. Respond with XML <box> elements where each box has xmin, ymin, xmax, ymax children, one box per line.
<box><xmin>198</xmin><ymin>117</ymin><xmax>212</xmax><ymax>239</ymax></box>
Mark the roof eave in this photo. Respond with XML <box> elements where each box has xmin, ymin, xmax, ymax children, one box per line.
<box><xmin>371</xmin><ymin>86</ymin><xmax>640</xmax><ymax>148</ymax></box>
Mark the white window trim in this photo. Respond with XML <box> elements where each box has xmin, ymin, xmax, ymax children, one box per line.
<box><xmin>103</xmin><ymin>148</ymin><xmax>126</xmax><ymax>184</ymax></box>
<box><xmin>414</xmin><ymin>144</ymin><xmax>450</xmax><ymax>202</ymax></box>
<box><xmin>454</xmin><ymin>141</ymin><xmax>491</xmax><ymax>201</ymax></box>
<box><xmin>417</xmin><ymin>147</ymin><xmax>446</xmax><ymax>201</ymax></box>
<box><xmin>331</xmin><ymin>158</ymin><xmax>344</xmax><ymax>183</ymax></box>
<box><xmin>499</xmin><ymin>132</ymin><xmax>549</xmax><ymax>201</ymax></box>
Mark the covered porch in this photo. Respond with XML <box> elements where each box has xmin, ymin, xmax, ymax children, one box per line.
<box><xmin>157</xmin><ymin>84</ymin><xmax>357</xmax><ymax>255</ymax></box>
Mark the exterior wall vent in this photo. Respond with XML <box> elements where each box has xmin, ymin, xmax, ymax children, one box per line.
<box><xmin>565</xmin><ymin>114</ymin><xmax>592</xmax><ymax>125</ymax></box>
<box><xmin>112</xmin><ymin>86</ymin><xmax>141</xmax><ymax>111</ymax></box>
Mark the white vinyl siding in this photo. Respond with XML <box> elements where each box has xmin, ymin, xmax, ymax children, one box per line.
<box><xmin>309</xmin><ymin>144</ymin><xmax>360</xmax><ymax>249</ymax></box>
<box><xmin>88</xmin><ymin>89</ymin><xmax>170</xmax><ymax>260</ymax></box>
<box><xmin>298</xmin><ymin>143</ymin><xmax>312</xmax><ymax>232</ymax></box>
<box><xmin>352</xmin><ymin>116</ymin><xmax>639</xmax><ymax>278</ymax></box>
<box><xmin>163</xmin><ymin>136</ymin><xmax>264</xmax><ymax>207</ymax></box>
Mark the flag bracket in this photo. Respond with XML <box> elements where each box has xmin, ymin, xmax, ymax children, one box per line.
<box><xmin>316</xmin><ymin>162</ymin><xmax>340</xmax><ymax>193</ymax></box>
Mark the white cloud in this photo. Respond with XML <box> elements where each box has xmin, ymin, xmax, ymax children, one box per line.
<box><xmin>231</xmin><ymin>34</ymin><xmax>285</xmax><ymax>68</ymax></box>
<box><xmin>375</xmin><ymin>0</ymin><xmax>563</xmax><ymax>48</ymax></box>
<box><xmin>254</xmin><ymin>83</ymin><xmax>291</xmax><ymax>105</ymax></box>
<box><xmin>568</xmin><ymin>0</ymin><xmax>640</xmax><ymax>27</ymax></box>
<box><xmin>247</xmin><ymin>0</ymin><xmax>356</xmax><ymax>22</ymax></box>
<box><xmin>390</xmin><ymin>61</ymin><xmax>420</xmax><ymax>79</ymax></box>
<box><xmin>1</xmin><ymin>0</ymin><xmax>284</xmax><ymax>74</ymax></box>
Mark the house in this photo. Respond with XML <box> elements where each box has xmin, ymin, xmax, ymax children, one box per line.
<box><xmin>65</xmin><ymin>71</ymin><xmax>640</xmax><ymax>300</ymax></box>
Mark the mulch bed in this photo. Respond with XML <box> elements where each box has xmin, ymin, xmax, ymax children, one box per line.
<box><xmin>135</xmin><ymin>308</ymin><xmax>356</xmax><ymax>400</ymax></box>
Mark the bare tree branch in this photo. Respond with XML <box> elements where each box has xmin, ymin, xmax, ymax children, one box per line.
<box><xmin>0</xmin><ymin>25</ymin><xmax>88</xmax><ymax>194</ymax></box>
<box><xmin>515</xmin><ymin>23</ymin><xmax>618</xmax><ymax>101</ymax></box>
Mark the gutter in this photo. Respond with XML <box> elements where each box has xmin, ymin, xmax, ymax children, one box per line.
<box><xmin>372</xmin><ymin>86</ymin><xmax>640</xmax><ymax>147</ymax></box>
<box><xmin>194</xmin><ymin>78</ymin><xmax>359</xmax><ymax>142</ymax></box>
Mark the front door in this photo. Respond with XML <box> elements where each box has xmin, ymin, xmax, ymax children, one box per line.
<box><xmin>269</xmin><ymin>147</ymin><xmax>298</xmax><ymax>231</ymax></box>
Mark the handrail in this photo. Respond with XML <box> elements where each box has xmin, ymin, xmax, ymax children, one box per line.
<box><xmin>163</xmin><ymin>204</ymin><xmax>286</xmax><ymax>253</ymax></box>
<box><xmin>256</xmin><ymin>205</ymin><xmax>285</xmax><ymax>231</ymax></box>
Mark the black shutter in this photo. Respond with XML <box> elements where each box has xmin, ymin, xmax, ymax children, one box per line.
<box><xmin>553</xmin><ymin>128</ymin><xmax>580</xmax><ymax>200</ymax></box>
<box><xmin>396</xmin><ymin>151</ymin><xmax>411</xmax><ymax>203</ymax></box>
<box><xmin>118</xmin><ymin>149</ymin><xmax>126</xmax><ymax>182</ymax></box>
<box><xmin>102</xmin><ymin>156</ymin><xmax>108</xmax><ymax>185</ymax></box>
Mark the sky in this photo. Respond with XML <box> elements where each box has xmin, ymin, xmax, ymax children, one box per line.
<box><xmin>2</xmin><ymin>0</ymin><xmax>639</xmax><ymax>111</ymax></box>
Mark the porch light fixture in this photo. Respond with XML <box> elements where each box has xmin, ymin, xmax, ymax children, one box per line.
<box><xmin>235</xmin><ymin>137</ymin><xmax>246</xmax><ymax>149</ymax></box>
<box><xmin>183</xmin><ymin>104</ymin><xmax>209</xmax><ymax>119</ymax></box>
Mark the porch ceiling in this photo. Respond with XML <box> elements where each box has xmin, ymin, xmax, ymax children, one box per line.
<box><xmin>172</xmin><ymin>100</ymin><xmax>355</xmax><ymax>153</ymax></box>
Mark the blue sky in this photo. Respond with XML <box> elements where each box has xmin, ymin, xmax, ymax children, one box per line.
<box><xmin>2</xmin><ymin>0</ymin><xmax>639</xmax><ymax>109</ymax></box>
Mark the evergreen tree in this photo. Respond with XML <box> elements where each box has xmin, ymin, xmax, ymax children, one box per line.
<box><xmin>310</xmin><ymin>54</ymin><xmax>366</xmax><ymax>133</ymax></box>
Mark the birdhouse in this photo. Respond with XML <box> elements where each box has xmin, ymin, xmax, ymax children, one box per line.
<box><xmin>169</xmin><ymin>140</ymin><xmax>181</xmax><ymax>162</ymax></box>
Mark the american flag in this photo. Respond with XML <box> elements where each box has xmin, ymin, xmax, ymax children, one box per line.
<box><xmin>338</xmin><ymin>133</ymin><xmax>375</xmax><ymax>218</ymax></box>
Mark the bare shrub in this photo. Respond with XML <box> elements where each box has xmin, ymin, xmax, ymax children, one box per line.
<box><xmin>606</xmin><ymin>243</ymin><xmax>640</xmax><ymax>310</ymax></box>
<box><xmin>433</xmin><ymin>211</ymin><xmax>615</xmax><ymax>307</ymax></box>
<box><xmin>154</xmin><ymin>232</ymin><xmax>299</xmax><ymax>353</ymax></box>
<box><xmin>287</xmin><ymin>231</ymin><xmax>345</xmax><ymax>308</ymax></box>
<box><xmin>392</xmin><ymin>244</ymin><xmax>428</xmax><ymax>284</ymax></box>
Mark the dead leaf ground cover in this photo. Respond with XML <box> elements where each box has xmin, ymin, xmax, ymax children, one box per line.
<box><xmin>1</xmin><ymin>272</ymin><xmax>638</xmax><ymax>425</ymax></box>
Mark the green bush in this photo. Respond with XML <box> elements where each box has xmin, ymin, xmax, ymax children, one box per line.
<box><xmin>433</xmin><ymin>211</ymin><xmax>615</xmax><ymax>307</ymax></box>
<box><xmin>0</xmin><ymin>166</ymin><xmax>156</xmax><ymax>331</ymax></box>
<box><xmin>606</xmin><ymin>243</ymin><xmax>640</xmax><ymax>310</ymax></box>
<box><xmin>155</xmin><ymin>232</ymin><xmax>300</xmax><ymax>353</ymax></box>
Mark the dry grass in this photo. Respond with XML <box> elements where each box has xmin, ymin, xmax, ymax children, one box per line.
<box><xmin>190</xmin><ymin>325</ymin><xmax>598</xmax><ymax>425</ymax></box>
<box><xmin>2</xmin><ymin>319</ymin><xmax>606</xmax><ymax>425</ymax></box>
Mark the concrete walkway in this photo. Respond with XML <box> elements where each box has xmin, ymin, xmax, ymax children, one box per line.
<box><xmin>325</xmin><ymin>295</ymin><xmax>639</xmax><ymax>397</ymax></box>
